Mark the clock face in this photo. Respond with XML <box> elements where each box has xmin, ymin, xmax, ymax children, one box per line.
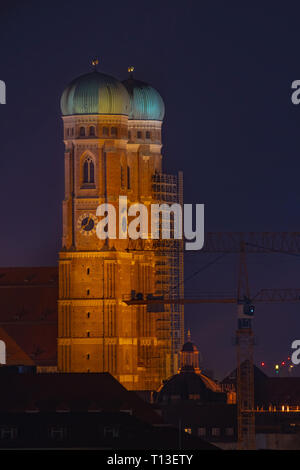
<box><xmin>77</xmin><ymin>213</ymin><xmax>97</xmax><ymax>236</ymax></box>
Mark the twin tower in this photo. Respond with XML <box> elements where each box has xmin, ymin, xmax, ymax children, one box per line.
<box><xmin>58</xmin><ymin>65</ymin><xmax>184</xmax><ymax>390</ymax></box>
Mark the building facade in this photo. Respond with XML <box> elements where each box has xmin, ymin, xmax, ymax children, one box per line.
<box><xmin>57</xmin><ymin>65</ymin><xmax>184</xmax><ymax>390</ymax></box>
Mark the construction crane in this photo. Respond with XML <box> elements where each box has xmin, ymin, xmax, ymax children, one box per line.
<box><xmin>125</xmin><ymin>231</ymin><xmax>300</xmax><ymax>450</ymax></box>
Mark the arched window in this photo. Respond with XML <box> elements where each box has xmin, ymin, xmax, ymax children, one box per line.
<box><xmin>102</xmin><ymin>126</ymin><xmax>109</xmax><ymax>136</ymax></box>
<box><xmin>90</xmin><ymin>161</ymin><xmax>94</xmax><ymax>182</ymax></box>
<box><xmin>83</xmin><ymin>157</ymin><xmax>95</xmax><ymax>184</ymax></box>
<box><xmin>111</xmin><ymin>127</ymin><xmax>117</xmax><ymax>137</ymax></box>
<box><xmin>79</xmin><ymin>127</ymin><xmax>85</xmax><ymax>137</ymax></box>
<box><xmin>137</xmin><ymin>131</ymin><xmax>142</xmax><ymax>139</ymax></box>
<box><xmin>89</xmin><ymin>126</ymin><xmax>95</xmax><ymax>136</ymax></box>
<box><xmin>146</xmin><ymin>131</ymin><xmax>151</xmax><ymax>139</ymax></box>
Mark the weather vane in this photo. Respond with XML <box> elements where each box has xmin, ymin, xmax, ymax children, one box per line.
<box><xmin>92</xmin><ymin>58</ymin><xmax>99</xmax><ymax>69</ymax></box>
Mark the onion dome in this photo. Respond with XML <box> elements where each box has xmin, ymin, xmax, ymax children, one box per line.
<box><xmin>61</xmin><ymin>65</ymin><xmax>130</xmax><ymax>116</ymax></box>
<box><xmin>122</xmin><ymin>67</ymin><xmax>165</xmax><ymax>121</ymax></box>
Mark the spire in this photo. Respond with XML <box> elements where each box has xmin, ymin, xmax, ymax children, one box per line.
<box><xmin>187</xmin><ymin>329</ymin><xmax>191</xmax><ymax>342</ymax></box>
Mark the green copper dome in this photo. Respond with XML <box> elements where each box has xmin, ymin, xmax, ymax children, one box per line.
<box><xmin>61</xmin><ymin>71</ymin><xmax>130</xmax><ymax>116</ymax></box>
<box><xmin>122</xmin><ymin>77</ymin><xmax>165</xmax><ymax>121</ymax></box>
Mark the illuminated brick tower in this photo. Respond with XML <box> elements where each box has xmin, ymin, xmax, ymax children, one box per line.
<box><xmin>57</xmin><ymin>64</ymin><xmax>183</xmax><ymax>390</ymax></box>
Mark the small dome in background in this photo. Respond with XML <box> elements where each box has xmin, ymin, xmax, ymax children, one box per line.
<box><xmin>155</xmin><ymin>330</ymin><xmax>227</xmax><ymax>405</ymax></box>
<box><xmin>61</xmin><ymin>69</ymin><xmax>130</xmax><ymax>116</ymax></box>
<box><xmin>155</xmin><ymin>371</ymin><xmax>224</xmax><ymax>404</ymax></box>
<box><xmin>122</xmin><ymin>67</ymin><xmax>165</xmax><ymax>121</ymax></box>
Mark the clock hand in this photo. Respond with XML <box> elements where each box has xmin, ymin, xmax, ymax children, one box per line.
<box><xmin>83</xmin><ymin>216</ymin><xmax>93</xmax><ymax>229</ymax></box>
<box><xmin>83</xmin><ymin>217</ymin><xmax>90</xmax><ymax>227</ymax></box>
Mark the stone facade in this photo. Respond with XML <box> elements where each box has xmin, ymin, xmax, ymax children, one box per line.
<box><xmin>57</xmin><ymin>111</ymin><xmax>182</xmax><ymax>390</ymax></box>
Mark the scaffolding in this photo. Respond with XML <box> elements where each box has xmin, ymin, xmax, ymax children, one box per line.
<box><xmin>152</xmin><ymin>171</ymin><xmax>184</xmax><ymax>376</ymax></box>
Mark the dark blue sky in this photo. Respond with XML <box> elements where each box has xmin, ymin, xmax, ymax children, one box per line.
<box><xmin>1</xmin><ymin>1</ymin><xmax>300</xmax><ymax>377</ymax></box>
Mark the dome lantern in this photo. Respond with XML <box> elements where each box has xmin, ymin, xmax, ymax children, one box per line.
<box><xmin>180</xmin><ymin>329</ymin><xmax>201</xmax><ymax>373</ymax></box>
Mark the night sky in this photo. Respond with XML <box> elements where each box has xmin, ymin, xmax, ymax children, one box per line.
<box><xmin>1</xmin><ymin>1</ymin><xmax>300</xmax><ymax>378</ymax></box>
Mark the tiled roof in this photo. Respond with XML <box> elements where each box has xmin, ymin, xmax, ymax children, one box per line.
<box><xmin>0</xmin><ymin>267</ymin><xmax>58</xmax><ymax>365</ymax></box>
<box><xmin>222</xmin><ymin>364</ymin><xmax>300</xmax><ymax>406</ymax></box>
<box><xmin>0</xmin><ymin>371</ymin><xmax>162</xmax><ymax>425</ymax></box>
<box><xmin>266</xmin><ymin>377</ymin><xmax>300</xmax><ymax>405</ymax></box>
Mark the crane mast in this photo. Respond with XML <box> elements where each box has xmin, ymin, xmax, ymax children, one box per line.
<box><xmin>236</xmin><ymin>242</ymin><xmax>255</xmax><ymax>449</ymax></box>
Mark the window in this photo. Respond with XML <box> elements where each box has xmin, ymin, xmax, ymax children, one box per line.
<box><xmin>83</xmin><ymin>157</ymin><xmax>94</xmax><ymax>184</ymax></box>
<box><xmin>49</xmin><ymin>426</ymin><xmax>68</xmax><ymax>441</ymax></box>
<box><xmin>87</xmin><ymin>268</ymin><xmax>90</xmax><ymax>275</ymax></box>
<box><xmin>184</xmin><ymin>427</ymin><xmax>192</xmax><ymax>435</ymax></box>
<box><xmin>66</xmin><ymin>128</ymin><xmax>69</xmax><ymax>136</ymax></box>
<box><xmin>87</xmin><ymin>312</ymin><xmax>90</xmax><ymax>318</ymax></box>
<box><xmin>104</xmin><ymin>426</ymin><xmax>119</xmax><ymax>438</ymax></box>
<box><xmin>111</xmin><ymin>127</ymin><xmax>117</xmax><ymax>137</ymax></box>
<box><xmin>87</xmin><ymin>331</ymin><xmax>90</xmax><ymax>337</ymax></box>
<box><xmin>89</xmin><ymin>126</ymin><xmax>95</xmax><ymax>136</ymax></box>
<box><xmin>198</xmin><ymin>427</ymin><xmax>206</xmax><ymax>437</ymax></box>
<box><xmin>0</xmin><ymin>426</ymin><xmax>17</xmax><ymax>440</ymax></box>
<box><xmin>87</xmin><ymin>354</ymin><xmax>90</xmax><ymax>360</ymax></box>
<box><xmin>79</xmin><ymin>126</ymin><xmax>85</xmax><ymax>136</ymax></box>
<box><xmin>87</xmin><ymin>289</ymin><xmax>90</xmax><ymax>296</ymax></box>
<box><xmin>102</xmin><ymin>126</ymin><xmax>109</xmax><ymax>136</ymax></box>
<box><xmin>127</xmin><ymin>166</ymin><xmax>131</xmax><ymax>189</ymax></box>
<box><xmin>146</xmin><ymin>131</ymin><xmax>151</xmax><ymax>139</ymax></box>
<box><xmin>211</xmin><ymin>427</ymin><xmax>220</xmax><ymax>437</ymax></box>
<box><xmin>225</xmin><ymin>427</ymin><xmax>234</xmax><ymax>436</ymax></box>
<box><xmin>128</xmin><ymin>131</ymin><xmax>131</xmax><ymax>140</ymax></box>
<box><xmin>137</xmin><ymin>131</ymin><xmax>142</xmax><ymax>139</ymax></box>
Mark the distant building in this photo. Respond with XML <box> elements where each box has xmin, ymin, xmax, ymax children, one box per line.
<box><xmin>153</xmin><ymin>333</ymin><xmax>237</xmax><ymax>448</ymax></box>
<box><xmin>152</xmin><ymin>337</ymin><xmax>300</xmax><ymax>449</ymax></box>
<box><xmin>221</xmin><ymin>364</ymin><xmax>300</xmax><ymax>449</ymax></box>
<box><xmin>222</xmin><ymin>364</ymin><xmax>300</xmax><ymax>408</ymax></box>
<box><xmin>155</xmin><ymin>331</ymin><xmax>228</xmax><ymax>405</ymax></box>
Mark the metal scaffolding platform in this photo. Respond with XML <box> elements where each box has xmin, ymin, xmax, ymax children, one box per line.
<box><xmin>152</xmin><ymin>171</ymin><xmax>184</xmax><ymax>375</ymax></box>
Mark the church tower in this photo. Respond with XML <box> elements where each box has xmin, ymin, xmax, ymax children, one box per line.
<box><xmin>57</xmin><ymin>63</ymin><xmax>183</xmax><ymax>390</ymax></box>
